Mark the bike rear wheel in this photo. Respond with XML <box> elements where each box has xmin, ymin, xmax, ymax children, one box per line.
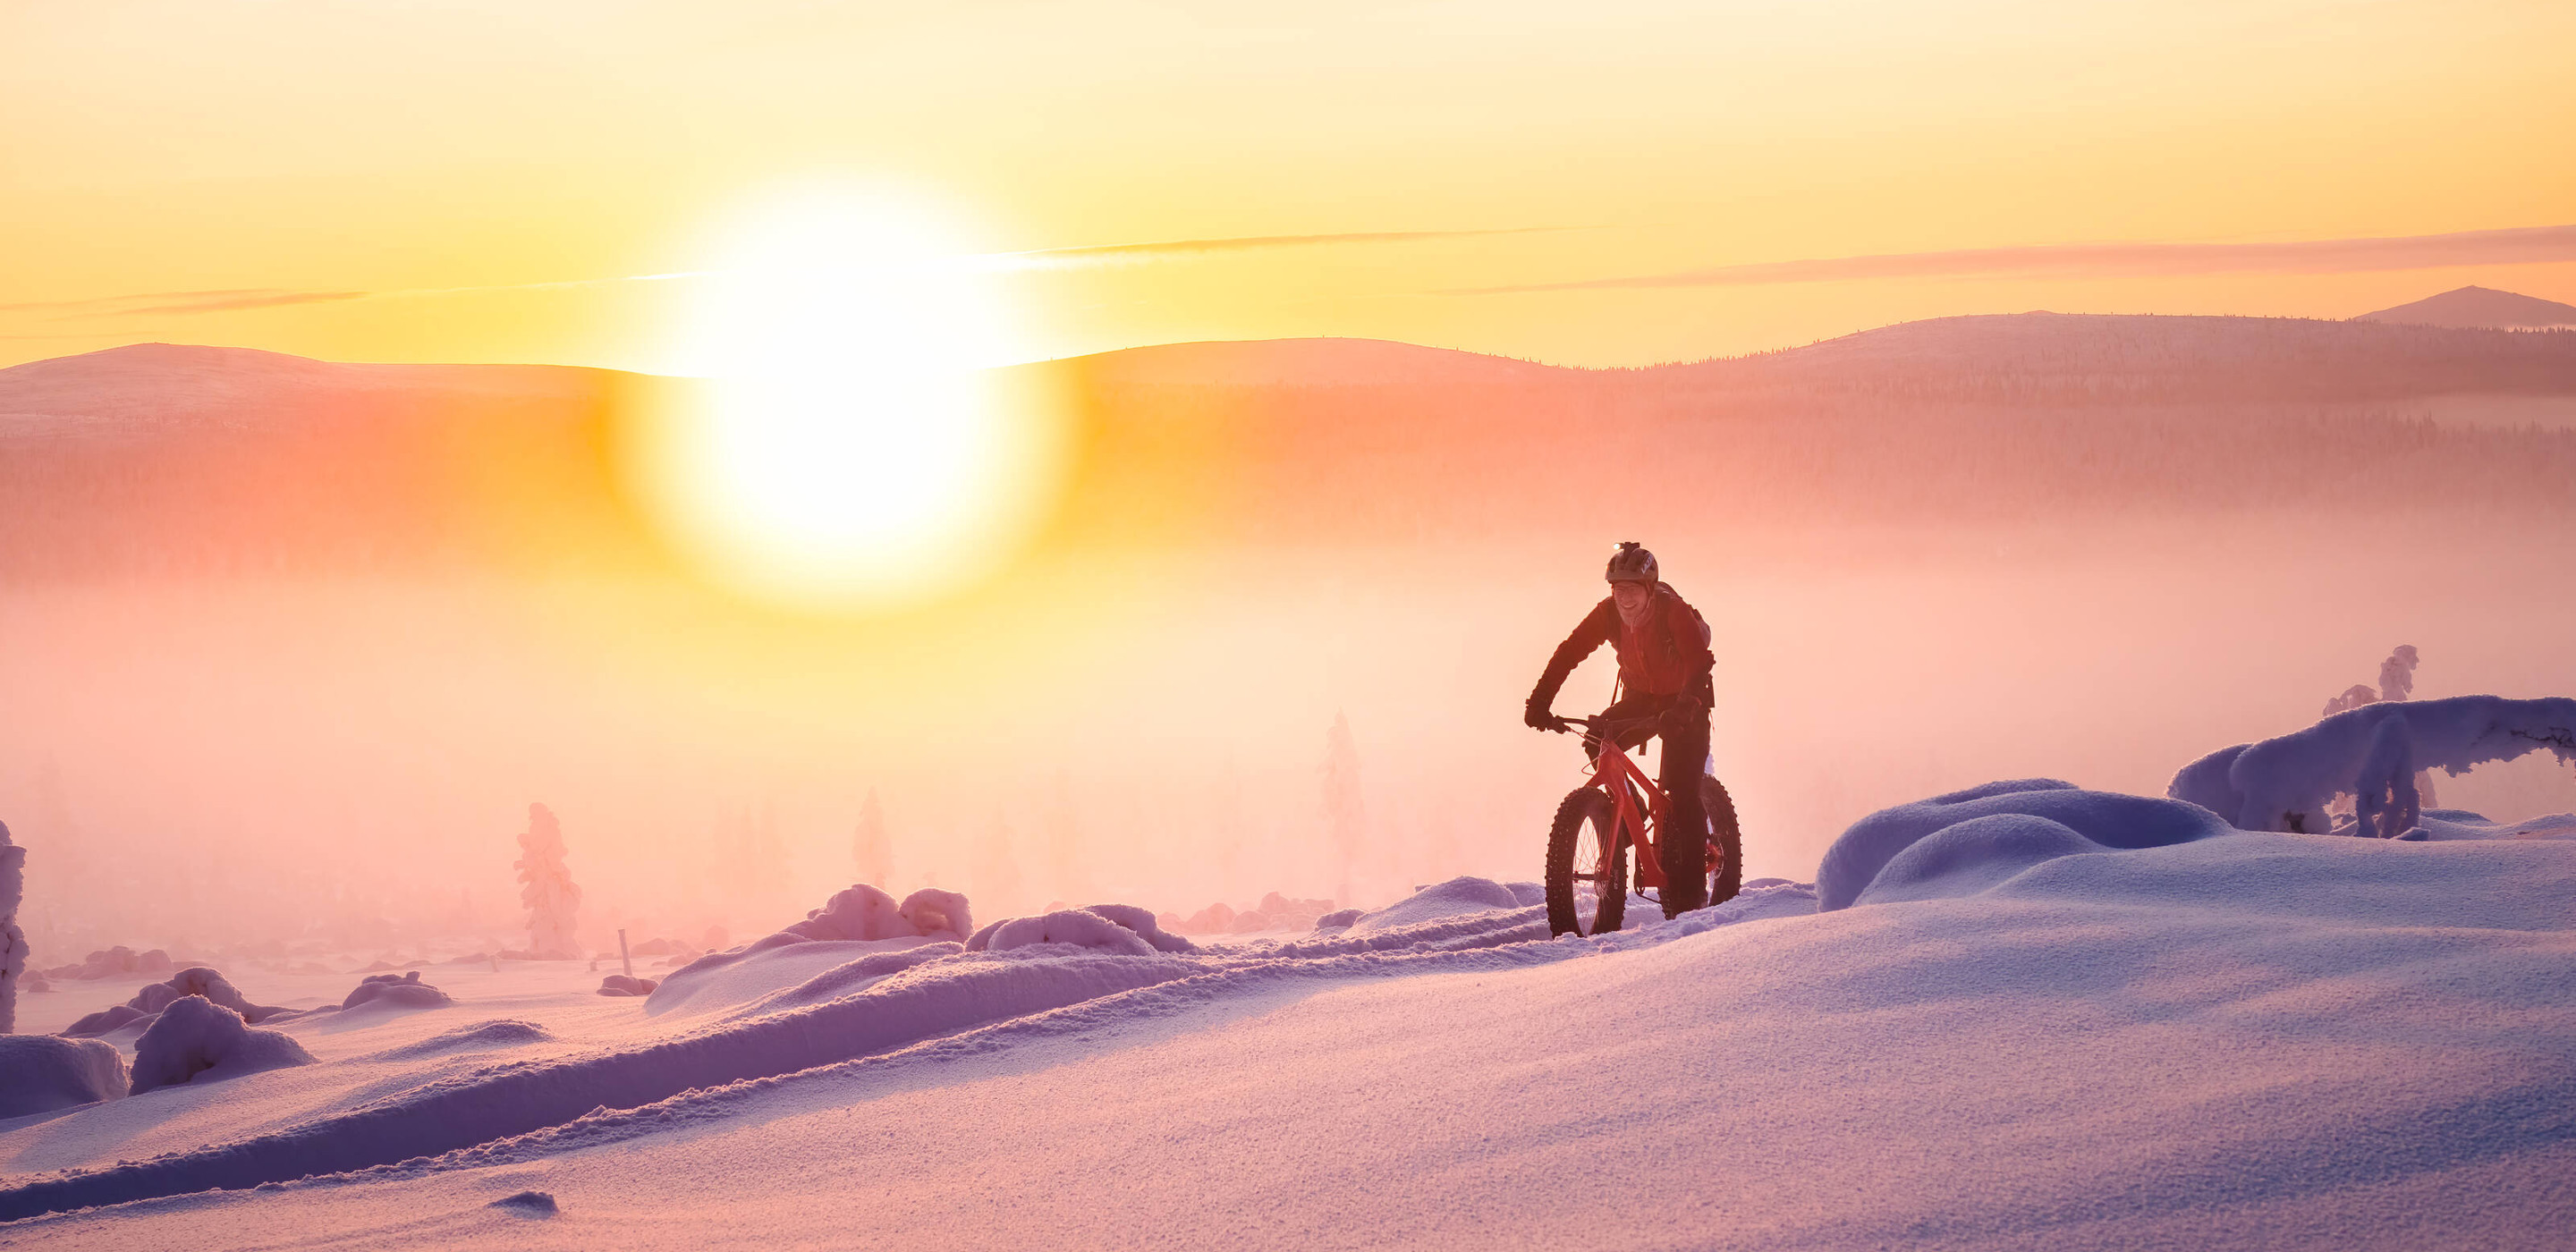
<box><xmin>1545</xmin><ymin>787</ymin><xmax>1630</xmax><ymax>936</ymax></box>
<box><xmin>1657</xmin><ymin>775</ymin><xmax>1744</xmax><ymax>917</ymax></box>
<box><xmin>1704</xmin><ymin>775</ymin><xmax>1742</xmax><ymax>908</ymax></box>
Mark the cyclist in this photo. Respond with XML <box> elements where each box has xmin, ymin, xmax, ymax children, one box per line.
<box><xmin>1522</xmin><ymin>542</ymin><xmax>1717</xmax><ymax>917</ymax></box>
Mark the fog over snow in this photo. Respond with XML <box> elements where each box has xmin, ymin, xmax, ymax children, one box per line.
<box><xmin>3</xmin><ymin>317</ymin><xmax>2574</xmax><ymax>1246</ymax></box>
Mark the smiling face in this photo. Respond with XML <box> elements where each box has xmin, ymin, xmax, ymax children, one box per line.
<box><xmin>1611</xmin><ymin>579</ymin><xmax>1654</xmax><ymax>621</ymax></box>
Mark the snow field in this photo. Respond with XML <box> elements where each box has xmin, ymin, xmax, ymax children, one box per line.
<box><xmin>7</xmin><ymin>770</ymin><xmax>2576</xmax><ymax>1250</ymax></box>
<box><xmin>5</xmin><ymin>830</ymin><xmax>2570</xmax><ymax>1250</ymax></box>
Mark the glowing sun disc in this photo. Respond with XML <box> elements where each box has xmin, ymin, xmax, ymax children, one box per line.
<box><xmin>634</xmin><ymin>187</ymin><xmax>1064</xmax><ymax>611</ymax></box>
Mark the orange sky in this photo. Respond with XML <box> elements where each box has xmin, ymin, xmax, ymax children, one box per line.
<box><xmin>4</xmin><ymin>0</ymin><xmax>2572</xmax><ymax>371</ymax></box>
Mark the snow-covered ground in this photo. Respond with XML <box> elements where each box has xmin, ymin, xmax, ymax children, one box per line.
<box><xmin>5</xmin><ymin>799</ymin><xmax>2575</xmax><ymax>1248</ymax></box>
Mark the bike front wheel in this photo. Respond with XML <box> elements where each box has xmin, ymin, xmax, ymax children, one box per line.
<box><xmin>1545</xmin><ymin>787</ymin><xmax>1630</xmax><ymax>937</ymax></box>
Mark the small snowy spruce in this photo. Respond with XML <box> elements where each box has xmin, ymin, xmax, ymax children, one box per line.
<box><xmin>854</xmin><ymin>787</ymin><xmax>891</xmax><ymax>889</ymax></box>
<box><xmin>1321</xmin><ymin>711</ymin><xmax>1366</xmax><ymax>904</ymax></box>
<box><xmin>513</xmin><ymin>803</ymin><xmax>583</xmax><ymax>959</ymax></box>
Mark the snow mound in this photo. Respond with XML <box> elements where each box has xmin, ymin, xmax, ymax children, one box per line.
<box><xmin>40</xmin><ymin>944</ymin><xmax>173</xmax><ymax>982</ymax></box>
<box><xmin>597</xmin><ymin>975</ymin><xmax>658</xmax><ymax>997</ymax></box>
<box><xmin>0</xmin><ymin>948</ymin><xmax>1206</xmax><ymax>1218</ymax></box>
<box><xmin>1858</xmin><ymin>812</ymin><xmax>2111</xmax><ymax>906</ymax></box>
<box><xmin>2172</xmin><ymin>695</ymin><xmax>2576</xmax><ymax>835</ymax></box>
<box><xmin>894</xmin><ymin>888</ymin><xmax>973</xmax><ymax>942</ymax></box>
<box><xmin>0</xmin><ymin>1035</ymin><xmax>128</xmax><ymax>1117</ymax></box>
<box><xmin>364</xmin><ymin>1019</ymin><xmax>554</xmax><ymax>1062</ymax></box>
<box><xmin>1346</xmin><ymin>876</ymin><xmax>1527</xmax><ymax>934</ymax></box>
<box><xmin>717</xmin><ymin>944</ymin><xmax>962</xmax><ymax>1020</ymax></box>
<box><xmin>2413</xmin><ymin>808</ymin><xmax>2576</xmax><ymax>842</ymax></box>
<box><xmin>1818</xmin><ymin>780</ymin><xmax>2234</xmax><ymax>910</ymax></box>
<box><xmin>62</xmin><ymin>966</ymin><xmax>290</xmax><ymax>1036</ymax></box>
<box><xmin>644</xmin><ymin>886</ymin><xmax>978</xmax><ymax>1015</ymax></box>
<box><xmin>338</xmin><ymin>970</ymin><xmax>452</xmax><ymax>1011</ymax></box>
<box><xmin>648</xmin><ymin>937</ymin><xmax>947</xmax><ymax>1017</ymax></box>
<box><xmin>127</xmin><ymin>996</ymin><xmax>316</xmax><ymax>1096</ymax></box>
<box><xmin>968</xmin><ymin>904</ymin><xmax>1198</xmax><ymax>955</ymax></box>
<box><xmin>488</xmin><ymin>1189</ymin><xmax>557</xmax><ymax>1216</ymax></box>
<box><xmin>783</xmin><ymin>884</ymin><xmax>915</xmax><ymax>942</ymax></box>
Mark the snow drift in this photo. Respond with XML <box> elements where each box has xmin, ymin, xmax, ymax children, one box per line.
<box><xmin>642</xmin><ymin>885</ymin><xmax>977</xmax><ymax>1016</ymax></box>
<box><xmin>966</xmin><ymin>904</ymin><xmax>1197</xmax><ymax>955</ymax></box>
<box><xmin>2173</xmin><ymin>695</ymin><xmax>2576</xmax><ymax>835</ymax></box>
<box><xmin>0</xmin><ymin>1035</ymin><xmax>126</xmax><ymax>1117</ymax></box>
<box><xmin>1817</xmin><ymin>779</ymin><xmax>2234</xmax><ymax>910</ymax></box>
<box><xmin>0</xmin><ymin>881</ymin><xmax>1635</xmax><ymax>1220</ymax></box>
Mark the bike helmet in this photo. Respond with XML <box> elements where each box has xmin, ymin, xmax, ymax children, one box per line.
<box><xmin>1605</xmin><ymin>541</ymin><xmax>1657</xmax><ymax>585</ymax></box>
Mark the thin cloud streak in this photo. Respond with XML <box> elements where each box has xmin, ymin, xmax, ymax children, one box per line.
<box><xmin>0</xmin><ymin>288</ymin><xmax>365</xmax><ymax>317</ymax></box>
<box><xmin>5</xmin><ymin>227</ymin><xmax>1570</xmax><ymax>321</ymax></box>
<box><xmin>114</xmin><ymin>291</ymin><xmax>369</xmax><ymax>317</ymax></box>
<box><xmin>1452</xmin><ymin>224</ymin><xmax>2576</xmax><ymax>294</ymax></box>
<box><xmin>987</xmin><ymin>226</ymin><xmax>1579</xmax><ymax>269</ymax></box>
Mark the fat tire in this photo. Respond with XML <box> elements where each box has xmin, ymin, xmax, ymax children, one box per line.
<box><xmin>1703</xmin><ymin>775</ymin><xmax>1742</xmax><ymax>908</ymax></box>
<box><xmin>1544</xmin><ymin>787</ymin><xmax>1629</xmax><ymax>936</ymax></box>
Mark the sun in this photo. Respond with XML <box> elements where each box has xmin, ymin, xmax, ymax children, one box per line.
<box><xmin>632</xmin><ymin>185</ymin><xmax>1064</xmax><ymax>611</ymax></box>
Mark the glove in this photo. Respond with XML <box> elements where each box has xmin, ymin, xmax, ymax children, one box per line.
<box><xmin>1524</xmin><ymin>697</ymin><xmax>1567</xmax><ymax>733</ymax></box>
<box><xmin>1661</xmin><ymin>691</ymin><xmax>1707</xmax><ymax>732</ymax></box>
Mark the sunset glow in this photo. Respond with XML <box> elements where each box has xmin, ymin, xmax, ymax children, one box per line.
<box><xmin>632</xmin><ymin>189</ymin><xmax>1065</xmax><ymax>609</ymax></box>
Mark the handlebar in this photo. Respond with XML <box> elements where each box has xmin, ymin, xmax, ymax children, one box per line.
<box><xmin>1543</xmin><ymin>712</ymin><xmax>1663</xmax><ymax>738</ymax></box>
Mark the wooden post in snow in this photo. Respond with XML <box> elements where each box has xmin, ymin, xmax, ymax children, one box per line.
<box><xmin>618</xmin><ymin>928</ymin><xmax>633</xmax><ymax>979</ymax></box>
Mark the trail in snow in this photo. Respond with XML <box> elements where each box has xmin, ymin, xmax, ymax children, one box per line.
<box><xmin>0</xmin><ymin>880</ymin><xmax>1818</xmax><ymax>1221</ymax></box>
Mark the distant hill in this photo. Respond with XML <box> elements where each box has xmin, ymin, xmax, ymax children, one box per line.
<box><xmin>2353</xmin><ymin>285</ymin><xmax>2576</xmax><ymax>329</ymax></box>
<box><xmin>7</xmin><ymin>315</ymin><xmax>2575</xmax><ymax>576</ymax></box>
<box><xmin>1060</xmin><ymin>337</ymin><xmax>1571</xmax><ymax>388</ymax></box>
<box><xmin>0</xmin><ymin>342</ymin><xmax>612</xmax><ymax>442</ymax></box>
<box><xmin>1064</xmin><ymin>313</ymin><xmax>2576</xmax><ymax>402</ymax></box>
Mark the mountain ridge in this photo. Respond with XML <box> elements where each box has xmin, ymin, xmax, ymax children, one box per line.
<box><xmin>2352</xmin><ymin>285</ymin><xmax>2576</xmax><ymax>329</ymax></box>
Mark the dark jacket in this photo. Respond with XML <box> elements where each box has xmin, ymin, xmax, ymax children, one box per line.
<box><xmin>1530</xmin><ymin>581</ymin><xmax>1715</xmax><ymax>709</ymax></box>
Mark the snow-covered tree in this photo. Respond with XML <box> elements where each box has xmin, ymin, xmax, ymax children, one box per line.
<box><xmin>853</xmin><ymin>788</ymin><xmax>892</xmax><ymax>889</ymax></box>
<box><xmin>2318</xmin><ymin>645</ymin><xmax>2436</xmax><ymax>807</ymax></box>
<box><xmin>1321</xmin><ymin>712</ymin><xmax>1365</xmax><ymax>903</ymax></box>
<box><xmin>2172</xmin><ymin>695</ymin><xmax>2576</xmax><ymax>835</ymax></box>
<box><xmin>2</xmin><ymin>819</ymin><xmax>26</xmax><ymax>1033</ymax></box>
<box><xmin>972</xmin><ymin>812</ymin><xmax>1023</xmax><ymax>914</ymax></box>
<box><xmin>1042</xmin><ymin>774</ymin><xmax>1091</xmax><ymax>905</ymax></box>
<box><xmin>513</xmin><ymin>803</ymin><xmax>582</xmax><ymax>959</ymax></box>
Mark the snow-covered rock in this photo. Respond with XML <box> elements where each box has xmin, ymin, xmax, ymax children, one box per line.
<box><xmin>0</xmin><ymin>1035</ymin><xmax>126</xmax><ymax>1116</ymax></box>
<box><xmin>782</xmin><ymin>884</ymin><xmax>913</xmax><ymax>942</ymax></box>
<box><xmin>338</xmin><ymin>970</ymin><xmax>452</xmax><ymax>1011</ymax></box>
<box><xmin>895</xmin><ymin>889</ymin><xmax>972</xmax><ymax>942</ymax></box>
<box><xmin>965</xmin><ymin>904</ymin><xmax>1197</xmax><ymax>955</ymax></box>
<box><xmin>597</xmin><ymin>974</ymin><xmax>658</xmax><ymax>997</ymax></box>
<box><xmin>42</xmin><ymin>945</ymin><xmax>174</xmax><ymax>981</ymax></box>
<box><xmin>127</xmin><ymin>996</ymin><xmax>315</xmax><ymax>1096</ymax></box>
<box><xmin>62</xmin><ymin>966</ymin><xmax>292</xmax><ymax>1036</ymax></box>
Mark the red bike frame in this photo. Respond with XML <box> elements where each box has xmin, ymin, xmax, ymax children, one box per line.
<box><xmin>1581</xmin><ymin>724</ymin><xmax>1683</xmax><ymax>891</ymax></box>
